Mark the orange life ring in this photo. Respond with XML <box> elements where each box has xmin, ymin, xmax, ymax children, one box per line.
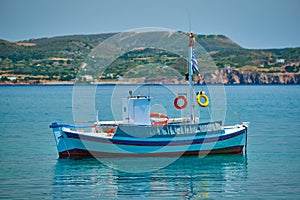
<box><xmin>106</xmin><ymin>133</ymin><xmax>113</xmax><ymax>137</ymax></box>
<box><xmin>150</xmin><ymin>112</ymin><xmax>169</xmax><ymax>126</ymax></box>
<box><xmin>174</xmin><ymin>95</ymin><xmax>188</xmax><ymax>110</ymax></box>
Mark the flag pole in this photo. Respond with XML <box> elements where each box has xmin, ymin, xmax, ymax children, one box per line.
<box><xmin>188</xmin><ymin>33</ymin><xmax>195</xmax><ymax>123</ymax></box>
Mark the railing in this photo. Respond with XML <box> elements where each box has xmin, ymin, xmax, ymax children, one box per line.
<box><xmin>115</xmin><ymin>121</ymin><xmax>223</xmax><ymax>137</ymax></box>
<box><xmin>50</xmin><ymin>121</ymin><xmax>223</xmax><ymax>137</ymax></box>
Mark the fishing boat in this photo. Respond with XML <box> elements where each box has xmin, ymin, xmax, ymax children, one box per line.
<box><xmin>50</xmin><ymin>32</ymin><xmax>249</xmax><ymax>158</ymax></box>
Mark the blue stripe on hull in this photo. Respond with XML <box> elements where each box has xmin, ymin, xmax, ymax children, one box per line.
<box><xmin>64</xmin><ymin>129</ymin><xmax>246</xmax><ymax>146</ymax></box>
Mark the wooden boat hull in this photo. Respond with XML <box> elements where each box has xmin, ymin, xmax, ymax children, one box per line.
<box><xmin>50</xmin><ymin>123</ymin><xmax>247</xmax><ymax>158</ymax></box>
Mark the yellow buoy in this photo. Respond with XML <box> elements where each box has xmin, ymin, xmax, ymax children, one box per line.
<box><xmin>196</xmin><ymin>92</ymin><xmax>209</xmax><ymax>107</ymax></box>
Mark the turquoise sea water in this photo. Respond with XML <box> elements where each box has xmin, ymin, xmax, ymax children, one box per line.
<box><xmin>0</xmin><ymin>85</ymin><xmax>299</xmax><ymax>199</ymax></box>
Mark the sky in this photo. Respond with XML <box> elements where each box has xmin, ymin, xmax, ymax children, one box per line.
<box><xmin>0</xmin><ymin>0</ymin><xmax>299</xmax><ymax>49</ymax></box>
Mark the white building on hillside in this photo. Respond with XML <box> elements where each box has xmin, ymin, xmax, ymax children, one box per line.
<box><xmin>276</xmin><ymin>58</ymin><xmax>285</xmax><ymax>63</ymax></box>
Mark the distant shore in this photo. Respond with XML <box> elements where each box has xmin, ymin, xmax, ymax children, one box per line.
<box><xmin>1</xmin><ymin>68</ymin><xmax>300</xmax><ymax>85</ymax></box>
<box><xmin>0</xmin><ymin>81</ymin><xmax>75</xmax><ymax>85</ymax></box>
<box><xmin>1</xmin><ymin>80</ymin><xmax>300</xmax><ymax>86</ymax></box>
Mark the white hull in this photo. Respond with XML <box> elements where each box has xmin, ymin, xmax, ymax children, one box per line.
<box><xmin>50</xmin><ymin>122</ymin><xmax>247</xmax><ymax>158</ymax></box>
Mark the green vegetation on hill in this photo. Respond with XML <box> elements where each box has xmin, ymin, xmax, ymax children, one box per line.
<box><xmin>0</xmin><ymin>32</ymin><xmax>299</xmax><ymax>83</ymax></box>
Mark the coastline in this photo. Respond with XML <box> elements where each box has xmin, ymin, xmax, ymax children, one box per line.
<box><xmin>0</xmin><ymin>80</ymin><xmax>299</xmax><ymax>86</ymax></box>
<box><xmin>1</xmin><ymin>68</ymin><xmax>299</xmax><ymax>85</ymax></box>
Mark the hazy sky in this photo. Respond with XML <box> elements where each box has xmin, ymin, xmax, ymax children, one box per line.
<box><xmin>1</xmin><ymin>0</ymin><xmax>299</xmax><ymax>49</ymax></box>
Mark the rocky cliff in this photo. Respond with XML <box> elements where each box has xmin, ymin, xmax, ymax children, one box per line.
<box><xmin>201</xmin><ymin>69</ymin><xmax>300</xmax><ymax>84</ymax></box>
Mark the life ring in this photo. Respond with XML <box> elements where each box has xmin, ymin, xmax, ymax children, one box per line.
<box><xmin>150</xmin><ymin>112</ymin><xmax>169</xmax><ymax>126</ymax></box>
<box><xmin>196</xmin><ymin>92</ymin><xmax>209</xmax><ymax>107</ymax></box>
<box><xmin>106</xmin><ymin>133</ymin><xmax>113</xmax><ymax>137</ymax></box>
<box><xmin>174</xmin><ymin>96</ymin><xmax>188</xmax><ymax>110</ymax></box>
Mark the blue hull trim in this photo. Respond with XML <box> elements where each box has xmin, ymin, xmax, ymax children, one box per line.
<box><xmin>63</xmin><ymin>129</ymin><xmax>246</xmax><ymax>146</ymax></box>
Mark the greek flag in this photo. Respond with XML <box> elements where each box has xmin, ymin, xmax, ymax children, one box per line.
<box><xmin>192</xmin><ymin>49</ymin><xmax>198</xmax><ymax>73</ymax></box>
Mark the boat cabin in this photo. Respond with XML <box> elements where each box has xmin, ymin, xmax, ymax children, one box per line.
<box><xmin>122</xmin><ymin>94</ymin><xmax>151</xmax><ymax>125</ymax></box>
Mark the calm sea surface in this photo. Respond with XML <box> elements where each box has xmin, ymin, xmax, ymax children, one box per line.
<box><xmin>0</xmin><ymin>85</ymin><xmax>299</xmax><ymax>199</ymax></box>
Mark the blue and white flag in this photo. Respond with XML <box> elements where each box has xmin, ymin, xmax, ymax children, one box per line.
<box><xmin>192</xmin><ymin>49</ymin><xmax>199</xmax><ymax>73</ymax></box>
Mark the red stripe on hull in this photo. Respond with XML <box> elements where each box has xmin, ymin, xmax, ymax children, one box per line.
<box><xmin>59</xmin><ymin>146</ymin><xmax>244</xmax><ymax>158</ymax></box>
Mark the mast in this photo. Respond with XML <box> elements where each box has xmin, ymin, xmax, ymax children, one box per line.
<box><xmin>188</xmin><ymin>33</ymin><xmax>195</xmax><ymax>123</ymax></box>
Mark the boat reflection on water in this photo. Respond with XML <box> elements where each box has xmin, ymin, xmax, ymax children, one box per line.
<box><xmin>52</xmin><ymin>155</ymin><xmax>247</xmax><ymax>199</ymax></box>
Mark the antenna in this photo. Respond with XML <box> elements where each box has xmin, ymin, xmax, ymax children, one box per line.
<box><xmin>189</xmin><ymin>12</ymin><xmax>192</xmax><ymax>33</ymax></box>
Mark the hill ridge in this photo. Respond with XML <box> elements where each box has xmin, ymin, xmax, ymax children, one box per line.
<box><xmin>0</xmin><ymin>32</ymin><xmax>299</xmax><ymax>84</ymax></box>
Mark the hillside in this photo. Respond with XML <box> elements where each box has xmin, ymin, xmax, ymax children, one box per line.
<box><xmin>0</xmin><ymin>32</ymin><xmax>299</xmax><ymax>84</ymax></box>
